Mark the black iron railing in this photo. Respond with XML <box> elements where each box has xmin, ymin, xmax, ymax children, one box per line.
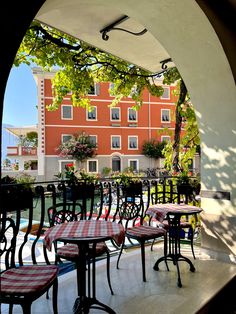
<box><xmin>0</xmin><ymin>177</ymin><xmax>200</xmax><ymax>270</ymax></box>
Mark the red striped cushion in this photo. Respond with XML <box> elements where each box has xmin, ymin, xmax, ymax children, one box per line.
<box><xmin>57</xmin><ymin>242</ymin><xmax>108</xmax><ymax>259</ymax></box>
<box><xmin>1</xmin><ymin>265</ymin><xmax>58</xmax><ymax>295</ymax></box>
<box><xmin>126</xmin><ymin>225</ymin><xmax>166</xmax><ymax>239</ymax></box>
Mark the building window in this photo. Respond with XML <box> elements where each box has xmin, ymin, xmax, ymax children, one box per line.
<box><xmin>62</xmin><ymin>134</ymin><xmax>72</xmax><ymax>143</ymax></box>
<box><xmin>109</xmin><ymin>83</ymin><xmax>115</xmax><ymax>96</ymax></box>
<box><xmin>88</xmin><ymin>83</ymin><xmax>100</xmax><ymax>95</ymax></box>
<box><xmin>128</xmin><ymin>108</ymin><xmax>137</xmax><ymax>122</ymax></box>
<box><xmin>87</xmin><ymin>106</ymin><xmax>97</xmax><ymax>120</ymax></box>
<box><xmin>111</xmin><ymin>136</ymin><xmax>121</xmax><ymax>149</ymax></box>
<box><xmin>88</xmin><ymin>84</ymin><xmax>96</xmax><ymax>95</ymax></box>
<box><xmin>128</xmin><ymin>159</ymin><xmax>139</xmax><ymax>172</ymax></box>
<box><xmin>111</xmin><ymin>108</ymin><xmax>120</xmax><ymax>121</ymax></box>
<box><xmin>161</xmin><ymin>87</ymin><xmax>170</xmax><ymax>99</ymax></box>
<box><xmin>128</xmin><ymin>136</ymin><xmax>138</xmax><ymax>149</ymax></box>
<box><xmin>59</xmin><ymin>160</ymin><xmax>75</xmax><ymax>173</ymax></box>
<box><xmin>61</xmin><ymin>105</ymin><xmax>73</xmax><ymax>120</ymax></box>
<box><xmin>161</xmin><ymin>136</ymin><xmax>171</xmax><ymax>142</ymax></box>
<box><xmin>87</xmin><ymin>160</ymin><xmax>98</xmax><ymax>173</ymax></box>
<box><xmin>188</xmin><ymin>159</ymin><xmax>194</xmax><ymax>173</ymax></box>
<box><xmin>161</xmin><ymin>109</ymin><xmax>170</xmax><ymax>122</ymax></box>
<box><xmin>128</xmin><ymin>85</ymin><xmax>138</xmax><ymax>98</ymax></box>
<box><xmin>89</xmin><ymin>135</ymin><xmax>97</xmax><ymax>146</ymax></box>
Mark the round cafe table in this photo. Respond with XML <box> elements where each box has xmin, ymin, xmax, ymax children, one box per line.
<box><xmin>44</xmin><ymin>220</ymin><xmax>125</xmax><ymax>313</ymax></box>
<box><xmin>146</xmin><ymin>203</ymin><xmax>202</xmax><ymax>287</ymax></box>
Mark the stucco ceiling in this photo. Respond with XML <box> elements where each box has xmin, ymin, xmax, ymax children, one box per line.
<box><xmin>6</xmin><ymin>126</ymin><xmax>37</xmax><ymax>137</ymax></box>
<box><xmin>35</xmin><ymin>0</ymin><xmax>175</xmax><ymax>74</ymax></box>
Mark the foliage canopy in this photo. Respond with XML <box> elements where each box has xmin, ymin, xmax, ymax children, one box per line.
<box><xmin>15</xmin><ymin>21</ymin><xmax>200</xmax><ymax>173</ymax></box>
<box><xmin>16</xmin><ymin>21</ymin><xmax>164</xmax><ymax>111</ymax></box>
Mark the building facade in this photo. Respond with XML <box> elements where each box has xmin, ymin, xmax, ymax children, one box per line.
<box><xmin>4</xmin><ymin>68</ymin><xmax>199</xmax><ymax>181</ymax></box>
<box><xmin>34</xmin><ymin>68</ymin><xmax>182</xmax><ymax>181</ymax></box>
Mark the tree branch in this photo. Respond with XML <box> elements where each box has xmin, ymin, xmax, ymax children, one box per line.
<box><xmin>30</xmin><ymin>24</ymin><xmax>169</xmax><ymax>79</ymax></box>
<box><xmin>30</xmin><ymin>25</ymin><xmax>83</xmax><ymax>51</ymax></box>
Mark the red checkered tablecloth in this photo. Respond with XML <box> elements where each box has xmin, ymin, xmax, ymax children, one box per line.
<box><xmin>146</xmin><ymin>203</ymin><xmax>202</xmax><ymax>222</ymax></box>
<box><xmin>44</xmin><ymin>220</ymin><xmax>125</xmax><ymax>251</ymax></box>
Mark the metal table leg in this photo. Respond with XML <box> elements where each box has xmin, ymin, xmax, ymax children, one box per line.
<box><xmin>153</xmin><ymin>213</ymin><xmax>195</xmax><ymax>287</ymax></box>
<box><xmin>72</xmin><ymin>239</ymin><xmax>116</xmax><ymax>314</ymax></box>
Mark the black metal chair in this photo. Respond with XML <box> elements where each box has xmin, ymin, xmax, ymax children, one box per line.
<box><xmin>116</xmin><ymin>199</ymin><xmax>168</xmax><ymax>282</ymax></box>
<box><xmin>0</xmin><ymin>217</ymin><xmax>59</xmax><ymax>314</ymax></box>
<box><xmin>150</xmin><ymin>190</ymin><xmax>200</xmax><ymax>259</ymax></box>
<box><xmin>47</xmin><ymin>203</ymin><xmax>114</xmax><ymax>295</ymax></box>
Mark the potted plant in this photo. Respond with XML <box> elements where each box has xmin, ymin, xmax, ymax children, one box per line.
<box><xmin>176</xmin><ymin>172</ymin><xmax>194</xmax><ymax>195</ymax></box>
<box><xmin>176</xmin><ymin>172</ymin><xmax>201</xmax><ymax>195</ymax></box>
<box><xmin>1</xmin><ymin>173</ymin><xmax>36</xmax><ymax>212</ymax></box>
<box><xmin>113</xmin><ymin>170</ymin><xmax>143</xmax><ymax>197</ymax></box>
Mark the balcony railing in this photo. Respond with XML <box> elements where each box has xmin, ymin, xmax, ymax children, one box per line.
<box><xmin>22</xmin><ymin>147</ymin><xmax>37</xmax><ymax>156</ymax></box>
<box><xmin>0</xmin><ymin>177</ymin><xmax>200</xmax><ymax>271</ymax></box>
<box><xmin>6</xmin><ymin>146</ymin><xmax>37</xmax><ymax>156</ymax></box>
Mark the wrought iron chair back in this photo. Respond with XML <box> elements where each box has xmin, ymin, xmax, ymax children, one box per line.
<box><xmin>118</xmin><ymin>200</ymin><xmax>143</xmax><ymax>229</ymax></box>
<box><xmin>116</xmin><ymin>198</ymin><xmax>167</xmax><ymax>282</ymax></box>
<box><xmin>0</xmin><ymin>217</ymin><xmax>16</xmax><ymax>270</ymax></box>
<box><xmin>0</xmin><ymin>212</ymin><xmax>58</xmax><ymax>313</ymax></box>
<box><xmin>47</xmin><ymin>200</ymin><xmax>114</xmax><ymax>295</ymax></box>
<box><xmin>48</xmin><ymin>202</ymin><xmax>81</xmax><ymax>226</ymax></box>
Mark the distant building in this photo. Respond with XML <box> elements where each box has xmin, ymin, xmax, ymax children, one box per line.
<box><xmin>1</xmin><ymin>123</ymin><xmax>16</xmax><ymax>166</ymax></box>
<box><xmin>3</xmin><ymin>125</ymin><xmax>38</xmax><ymax>173</ymax></box>
<box><xmin>4</xmin><ymin>68</ymin><xmax>200</xmax><ymax>181</ymax></box>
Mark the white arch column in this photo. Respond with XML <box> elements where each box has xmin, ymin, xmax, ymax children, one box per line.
<box><xmin>105</xmin><ymin>0</ymin><xmax>236</xmax><ymax>261</ymax></box>
<box><xmin>34</xmin><ymin>0</ymin><xmax>236</xmax><ymax>261</ymax></box>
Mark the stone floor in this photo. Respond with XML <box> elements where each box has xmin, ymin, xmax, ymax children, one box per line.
<box><xmin>1</xmin><ymin>243</ymin><xmax>236</xmax><ymax>314</ymax></box>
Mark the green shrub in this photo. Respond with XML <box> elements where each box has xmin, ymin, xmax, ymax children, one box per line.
<box><xmin>142</xmin><ymin>139</ymin><xmax>166</xmax><ymax>159</ymax></box>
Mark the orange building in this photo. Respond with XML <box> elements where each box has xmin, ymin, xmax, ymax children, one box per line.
<box><xmin>32</xmin><ymin>67</ymin><xmax>179</xmax><ymax>180</ymax></box>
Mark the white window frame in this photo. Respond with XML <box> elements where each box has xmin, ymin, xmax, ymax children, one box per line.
<box><xmin>61</xmin><ymin>134</ymin><xmax>72</xmax><ymax>144</ymax></box>
<box><xmin>59</xmin><ymin>160</ymin><xmax>75</xmax><ymax>172</ymax></box>
<box><xmin>128</xmin><ymin>85</ymin><xmax>138</xmax><ymax>98</ymax></box>
<box><xmin>87</xmin><ymin>159</ymin><xmax>98</xmax><ymax>173</ymax></box>
<box><xmin>61</xmin><ymin>105</ymin><xmax>73</xmax><ymax>120</ymax></box>
<box><xmin>128</xmin><ymin>159</ymin><xmax>139</xmax><ymax>172</ymax></box>
<box><xmin>128</xmin><ymin>107</ymin><xmax>137</xmax><ymax>122</ymax></box>
<box><xmin>161</xmin><ymin>135</ymin><xmax>171</xmax><ymax>142</ymax></box>
<box><xmin>161</xmin><ymin>86</ymin><xmax>170</xmax><ymax>99</ymax></box>
<box><xmin>88</xmin><ymin>83</ymin><xmax>97</xmax><ymax>96</ymax></box>
<box><xmin>110</xmin><ymin>107</ymin><xmax>121</xmax><ymax>121</ymax></box>
<box><xmin>161</xmin><ymin>109</ymin><xmax>170</xmax><ymax>123</ymax></box>
<box><xmin>111</xmin><ymin>135</ymin><xmax>121</xmax><ymax>150</ymax></box>
<box><xmin>86</xmin><ymin>106</ymin><xmax>97</xmax><ymax>121</ymax></box>
<box><xmin>89</xmin><ymin>135</ymin><xmax>97</xmax><ymax>148</ymax></box>
<box><xmin>109</xmin><ymin>83</ymin><xmax>115</xmax><ymax>96</ymax></box>
<box><xmin>128</xmin><ymin>136</ymin><xmax>138</xmax><ymax>150</ymax></box>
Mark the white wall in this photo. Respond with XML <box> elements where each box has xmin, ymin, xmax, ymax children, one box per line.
<box><xmin>104</xmin><ymin>0</ymin><xmax>236</xmax><ymax>260</ymax></box>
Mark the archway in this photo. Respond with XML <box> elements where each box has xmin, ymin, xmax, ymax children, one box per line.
<box><xmin>0</xmin><ymin>0</ymin><xmax>235</xmax><ymax>261</ymax></box>
<box><xmin>112</xmin><ymin>155</ymin><xmax>121</xmax><ymax>172</ymax></box>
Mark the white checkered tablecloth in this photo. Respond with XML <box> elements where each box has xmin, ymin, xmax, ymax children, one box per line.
<box><xmin>44</xmin><ymin>220</ymin><xmax>125</xmax><ymax>250</ymax></box>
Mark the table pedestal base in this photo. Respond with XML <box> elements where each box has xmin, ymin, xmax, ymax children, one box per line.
<box><xmin>71</xmin><ymin>238</ymin><xmax>116</xmax><ymax>314</ymax></box>
<box><xmin>154</xmin><ymin>253</ymin><xmax>195</xmax><ymax>287</ymax></box>
<box><xmin>73</xmin><ymin>296</ymin><xmax>115</xmax><ymax>314</ymax></box>
<box><xmin>154</xmin><ymin>212</ymin><xmax>196</xmax><ymax>287</ymax></box>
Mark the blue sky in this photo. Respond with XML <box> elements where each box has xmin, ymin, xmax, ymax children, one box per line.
<box><xmin>3</xmin><ymin>64</ymin><xmax>37</xmax><ymax>126</ymax></box>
